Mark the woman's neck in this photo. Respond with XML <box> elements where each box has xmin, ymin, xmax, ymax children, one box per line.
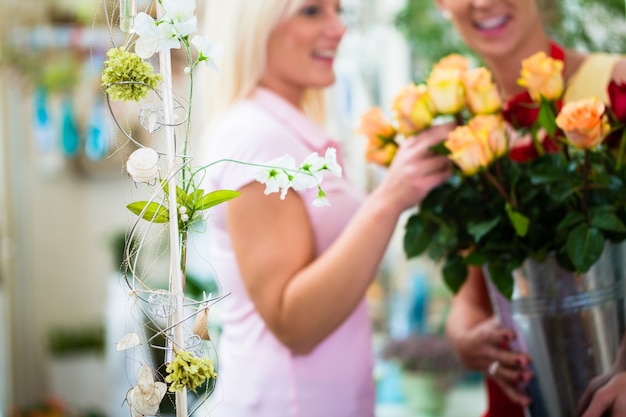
<box><xmin>482</xmin><ymin>38</ymin><xmax>552</xmax><ymax>101</ymax></box>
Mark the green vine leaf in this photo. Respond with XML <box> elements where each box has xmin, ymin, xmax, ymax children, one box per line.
<box><xmin>127</xmin><ymin>201</ymin><xmax>170</xmax><ymax>223</ymax></box>
<box><xmin>195</xmin><ymin>190</ymin><xmax>241</xmax><ymax>211</ymax></box>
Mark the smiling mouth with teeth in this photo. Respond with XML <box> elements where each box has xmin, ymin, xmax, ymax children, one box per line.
<box><xmin>475</xmin><ymin>15</ymin><xmax>509</xmax><ymax>30</ymax></box>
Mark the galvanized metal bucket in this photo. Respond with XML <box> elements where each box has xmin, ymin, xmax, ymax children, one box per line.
<box><xmin>486</xmin><ymin>243</ymin><xmax>626</xmax><ymax>417</ymax></box>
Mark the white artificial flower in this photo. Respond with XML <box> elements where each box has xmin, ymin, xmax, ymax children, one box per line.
<box><xmin>300</xmin><ymin>151</ymin><xmax>325</xmax><ymax>173</ymax></box>
<box><xmin>324</xmin><ymin>147</ymin><xmax>342</xmax><ymax>177</ymax></box>
<box><xmin>162</xmin><ymin>0</ymin><xmax>196</xmax><ymax>26</ymax></box>
<box><xmin>191</xmin><ymin>35</ymin><xmax>224</xmax><ymax>72</ymax></box>
<box><xmin>291</xmin><ymin>171</ymin><xmax>320</xmax><ymax>191</ymax></box>
<box><xmin>134</xmin><ymin>11</ymin><xmax>188</xmax><ymax>59</ymax></box>
<box><xmin>133</xmin><ymin>13</ymin><xmax>161</xmax><ymax>59</ymax></box>
<box><xmin>313</xmin><ymin>189</ymin><xmax>331</xmax><ymax>207</ymax></box>
<box><xmin>126</xmin><ymin>147</ymin><xmax>160</xmax><ymax>183</ymax></box>
<box><xmin>255</xmin><ymin>155</ymin><xmax>296</xmax><ymax>199</ymax></box>
<box><xmin>161</xmin><ymin>0</ymin><xmax>198</xmax><ymax>39</ymax></box>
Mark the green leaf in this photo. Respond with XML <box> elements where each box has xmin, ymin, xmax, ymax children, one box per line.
<box><xmin>127</xmin><ymin>201</ymin><xmax>170</xmax><ymax>223</ymax></box>
<box><xmin>464</xmin><ymin>251</ymin><xmax>488</xmax><ymax>266</ymax></box>
<box><xmin>566</xmin><ymin>224</ymin><xmax>605</xmax><ymax>272</ymax></box>
<box><xmin>557</xmin><ymin>212</ymin><xmax>585</xmax><ymax>232</ymax></box>
<box><xmin>175</xmin><ymin>186</ymin><xmax>188</xmax><ymax>206</ymax></box>
<box><xmin>404</xmin><ymin>214</ymin><xmax>433</xmax><ymax>258</ymax></box>
<box><xmin>538</xmin><ymin>100</ymin><xmax>558</xmax><ymax>137</ymax></box>
<box><xmin>194</xmin><ymin>190</ymin><xmax>240</xmax><ymax>211</ymax></box>
<box><xmin>505</xmin><ymin>204</ymin><xmax>530</xmax><ymax>237</ymax></box>
<box><xmin>429</xmin><ymin>140</ymin><xmax>451</xmax><ymax>156</ymax></box>
<box><xmin>442</xmin><ymin>255</ymin><xmax>468</xmax><ymax>294</ymax></box>
<box><xmin>188</xmin><ymin>189</ymin><xmax>204</xmax><ymax>207</ymax></box>
<box><xmin>467</xmin><ymin>217</ymin><xmax>500</xmax><ymax>242</ymax></box>
<box><xmin>590</xmin><ymin>208</ymin><xmax>626</xmax><ymax>232</ymax></box>
<box><xmin>487</xmin><ymin>262</ymin><xmax>514</xmax><ymax>299</ymax></box>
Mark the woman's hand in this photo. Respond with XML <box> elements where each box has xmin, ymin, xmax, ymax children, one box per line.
<box><xmin>379</xmin><ymin>123</ymin><xmax>454</xmax><ymax>211</ymax></box>
<box><xmin>579</xmin><ymin>372</ymin><xmax>626</xmax><ymax>417</ymax></box>
<box><xmin>455</xmin><ymin>315</ymin><xmax>533</xmax><ymax>407</ymax></box>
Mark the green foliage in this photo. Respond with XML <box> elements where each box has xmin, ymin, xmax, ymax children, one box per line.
<box><xmin>127</xmin><ymin>185</ymin><xmax>240</xmax><ymax>231</ymax></box>
<box><xmin>404</xmin><ymin>150</ymin><xmax>626</xmax><ymax>298</ymax></box>
<box><xmin>47</xmin><ymin>324</ymin><xmax>105</xmax><ymax>357</ymax></box>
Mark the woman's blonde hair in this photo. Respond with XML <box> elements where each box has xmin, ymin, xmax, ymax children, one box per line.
<box><xmin>201</xmin><ymin>0</ymin><xmax>325</xmax><ymax>124</ymax></box>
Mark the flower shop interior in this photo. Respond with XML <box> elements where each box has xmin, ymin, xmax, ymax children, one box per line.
<box><xmin>0</xmin><ymin>0</ymin><xmax>625</xmax><ymax>416</ymax></box>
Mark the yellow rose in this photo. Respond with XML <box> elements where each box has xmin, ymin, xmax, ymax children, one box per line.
<box><xmin>463</xmin><ymin>67</ymin><xmax>502</xmax><ymax>115</ymax></box>
<box><xmin>432</xmin><ymin>54</ymin><xmax>470</xmax><ymax>74</ymax></box>
<box><xmin>445</xmin><ymin>125</ymin><xmax>491</xmax><ymax>175</ymax></box>
<box><xmin>366</xmin><ymin>142</ymin><xmax>398</xmax><ymax>167</ymax></box>
<box><xmin>427</xmin><ymin>66</ymin><xmax>466</xmax><ymax>115</ymax></box>
<box><xmin>555</xmin><ymin>97</ymin><xmax>610</xmax><ymax>149</ymax></box>
<box><xmin>391</xmin><ymin>84</ymin><xmax>436</xmax><ymax>135</ymax></box>
<box><xmin>518</xmin><ymin>51</ymin><xmax>564</xmax><ymax>101</ymax></box>
<box><xmin>357</xmin><ymin>107</ymin><xmax>396</xmax><ymax>146</ymax></box>
<box><xmin>468</xmin><ymin>114</ymin><xmax>508</xmax><ymax>159</ymax></box>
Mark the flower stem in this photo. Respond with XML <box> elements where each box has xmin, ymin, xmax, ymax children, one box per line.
<box><xmin>583</xmin><ymin>151</ymin><xmax>589</xmax><ymax>220</ymax></box>
<box><xmin>616</xmin><ymin>128</ymin><xmax>626</xmax><ymax>171</ymax></box>
<box><xmin>484</xmin><ymin>169</ymin><xmax>512</xmax><ymax>206</ymax></box>
<box><xmin>531</xmin><ymin>127</ymin><xmax>546</xmax><ymax>156</ymax></box>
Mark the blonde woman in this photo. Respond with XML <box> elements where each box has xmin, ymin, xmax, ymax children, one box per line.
<box><xmin>199</xmin><ymin>0</ymin><xmax>452</xmax><ymax>415</ymax></box>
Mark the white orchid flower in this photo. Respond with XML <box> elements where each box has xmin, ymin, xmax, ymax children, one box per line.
<box><xmin>161</xmin><ymin>0</ymin><xmax>198</xmax><ymax>39</ymax></box>
<box><xmin>161</xmin><ymin>0</ymin><xmax>196</xmax><ymax>25</ymax></box>
<box><xmin>313</xmin><ymin>189</ymin><xmax>331</xmax><ymax>207</ymax></box>
<box><xmin>133</xmin><ymin>13</ymin><xmax>161</xmax><ymax>59</ymax></box>
<box><xmin>255</xmin><ymin>155</ymin><xmax>296</xmax><ymax>199</ymax></box>
<box><xmin>134</xmin><ymin>13</ymin><xmax>181</xmax><ymax>59</ymax></box>
<box><xmin>191</xmin><ymin>35</ymin><xmax>224</xmax><ymax>72</ymax></box>
<box><xmin>291</xmin><ymin>171</ymin><xmax>321</xmax><ymax>191</ymax></box>
<box><xmin>323</xmin><ymin>147</ymin><xmax>343</xmax><ymax>177</ymax></box>
<box><xmin>300</xmin><ymin>151</ymin><xmax>326</xmax><ymax>173</ymax></box>
<box><xmin>127</xmin><ymin>147</ymin><xmax>160</xmax><ymax>183</ymax></box>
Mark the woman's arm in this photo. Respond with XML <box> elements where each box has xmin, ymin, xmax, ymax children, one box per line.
<box><xmin>227</xmin><ymin>125</ymin><xmax>452</xmax><ymax>354</ymax></box>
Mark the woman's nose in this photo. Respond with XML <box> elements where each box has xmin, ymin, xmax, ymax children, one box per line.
<box><xmin>326</xmin><ymin>11</ymin><xmax>347</xmax><ymax>39</ymax></box>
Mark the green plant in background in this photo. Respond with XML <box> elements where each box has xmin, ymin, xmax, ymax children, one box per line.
<box><xmin>47</xmin><ymin>324</ymin><xmax>105</xmax><ymax>357</ymax></box>
<box><xmin>395</xmin><ymin>0</ymin><xmax>626</xmax><ymax>80</ymax></box>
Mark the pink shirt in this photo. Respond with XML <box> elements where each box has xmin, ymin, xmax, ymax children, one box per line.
<box><xmin>202</xmin><ymin>87</ymin><xmax>375</xmax><ymax>417</ymax></box>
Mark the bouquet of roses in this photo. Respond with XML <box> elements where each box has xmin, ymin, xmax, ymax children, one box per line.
<box><xmin>358</xmin><ymin>52</ymin><xmax>626</xmax><ymax>298</ymax></box>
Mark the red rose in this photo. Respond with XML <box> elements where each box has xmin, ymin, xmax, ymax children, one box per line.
<box><xmin>509</xmin><ymin>133</ymin><xmax>560</xmax><ymax>162</ymax></box>
<box><xmin>502</xmin><ymin>91</ymin><xmax>539</xmax><ymax>129</ymax></box>
<box><xmin>608</xmin><ymin>80</ymin><xmax>626</xmax><ymax>122</ymax></box>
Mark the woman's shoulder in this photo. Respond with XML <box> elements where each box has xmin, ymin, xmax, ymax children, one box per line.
<box><xmin>565</xmin><ymin>52</ymin><xmax>624</xmax><ymax>103</ymax></box>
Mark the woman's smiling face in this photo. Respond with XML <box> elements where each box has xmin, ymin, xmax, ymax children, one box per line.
<box><xmin>436</xmin><ymin>0</ymin><xmax>543</xmax><ymax>60</ymax></box>
<box><xmin>261</xmin><ymin>0</ymin><xmax>346</xmax><ymax>106</ymax></box>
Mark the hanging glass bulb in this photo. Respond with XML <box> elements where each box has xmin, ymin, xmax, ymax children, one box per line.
<box><xmin>119</xmin><ymin>0</ymin><xmax>136</xmax><ymax>33</ymax></box>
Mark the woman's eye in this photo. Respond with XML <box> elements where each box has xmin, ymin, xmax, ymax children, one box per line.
<box><xmin>300</xmin><ymin>5</ymin><xmax>320</xmax><ymax>17</ymax></box>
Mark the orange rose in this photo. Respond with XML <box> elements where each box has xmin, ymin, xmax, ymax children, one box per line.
<box><xmin>432</xmin><ymin>54</ymin><xmax>470</xmax><ymax>74</ymax></box>
<box><xmin>555</xmin><ymin>97</ymin><xmax>610</xmax><ymax>149</ymax></box>
<box><xmin>445</xmin><ymin>125</ymin><xmax>491</xmax><ymax>175</ymax></box>
<box><xmin>427</xmin><ymin>66</ymin><xmax>466</xmax><ymax>115</ymax></box>
<box><xmin>463</xmin><ymin>67</ymin><xmax>502</xmax><ymax>115</ymax></box>
<box><xmin>392</xmin><ymin>84</ymin><xmax>436</xmax><ymax>135</ymax></box>
<box><xmin>468</xmin><ymin>114</ymin><xmax>508</xmax><ymax>159</ymax></box>
<box><xmin>366</xmin><ymin>142</ymin><xmax>398</xmax><ymax>167</ymax></box>
<box><xmin>518</xmin><ymin>51</ymin><xmax>564</xmax><ymax>101</ymax></box>
<box><xmin>357</xmin><ymin>107</ymin><xmax>396</xmax><ymax>144</ymax></box>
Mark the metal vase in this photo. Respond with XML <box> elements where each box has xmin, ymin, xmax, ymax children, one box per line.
<box><xmin>486</xmin><ymin>243</ymin><xmax>626</xmax><ymax>417</ymax></box>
